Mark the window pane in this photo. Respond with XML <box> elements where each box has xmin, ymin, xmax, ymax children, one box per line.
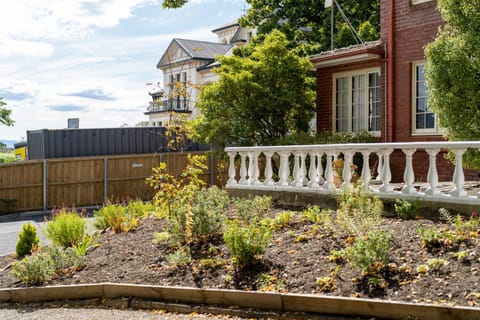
<box><xmin>336</xmin><ymin>77</ymin><xmax>348</xmax><ymax>132</ymax></box>
<box><xmin>368</xmin><ymin>72</ymin><xmax>381</xmax><ymax>132</ymax></box>
<box><xmin>417</xmin><ymin>114</ymin><xmax>425</xmax><ymax>129</ymax></box>
<box><xmin>415</xmin><ymin>64</ymin><xmax>435</xmax><ymax>130</ymax></box>
<box><xmin>352</xmin><ymin>74</ymin><xmax>365</xmax><ymax>131</ymax></box>
<box><xmin>426</xmin><ymin>113</ymin><xmax>435</xmax><ymax>129</ymax></box>
<box><xmin>417</xmin><ymin>97</ymin><xmax>425</xmax><ymax>113</ymax></box>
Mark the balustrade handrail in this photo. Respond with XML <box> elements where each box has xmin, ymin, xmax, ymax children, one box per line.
<box><xmin>224</xmin><ymin>141</ymin><xmax>480</xmax><ymax>203</ymax></box>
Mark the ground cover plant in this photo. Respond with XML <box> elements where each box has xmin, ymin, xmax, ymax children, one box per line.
<box><xmin>2</xmin><ymin>163</ymin><xmax>480</xmax><ymax>308</ymax></box>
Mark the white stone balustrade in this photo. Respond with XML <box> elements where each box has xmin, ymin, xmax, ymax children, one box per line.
<box><xmin>225</xmin><ymin>142</ymin><xmax>480</xmax><ymax>205</ymax></box>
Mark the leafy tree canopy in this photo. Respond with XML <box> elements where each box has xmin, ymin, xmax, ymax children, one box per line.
<box><xmin>192</xmin><ymin>30</ymin><xmax>316</xmax><ymax>149</ymax></box>
<box><xmin>0</xmin><ymin>98</ymin><xmax>14</xmax><ymax>127</ymax></box>
<box><xmin>425</xmin><ymin>0</ymin><xmax>480</xmax><ymax>168</ymax></box>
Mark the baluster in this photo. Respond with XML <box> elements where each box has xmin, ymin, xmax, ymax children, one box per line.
<box><xmin>401</xmin><ymin>148</ymin><xmax>417</xmax><ymax>194</ymax></box>
<box><xmin>341</xmin><ymin>151</ymin><xmax>353</xmax><ymax>190</ymax></box>
<box><xmin>323</xmin><ymin>151</ymin><xmax>335</xmax><ymax>191</ymax></box>
<box><xmin>379</xmin><ymin>149</ymin><xmax>393</xmax><ymax>193</ymax></box>
<box><xmin>252</xmin><ymin>151</ymin><xmax>262</xmax><ymax>185</ymax></box>
<box><xmin>376</xmin><ymin>153</ymin><xmax>383</xmax><ymax>181</ymax></box>
<box><xmin>425</xmin><ymin>148</ymin><xmax>441</xmax><ymax>196</ymax></box>
<box><xmin>238</xmin><ymin>152</ymin><xmax>248</xmax><ymax>185</ymax></box>
<box><xmin>317</xmin><ymin>152</ymin><xmax>325</xmax><ymax>185</ymax></box>
<box><xmin>293</xmin><ymin>152</ymin><xmax>305</xmax><ymax>187</ymax></box>
<box><xmin>247</xmin><ymin>151</ymin><xmax>256</xmax><ymax>185</ymax></box>
<box><xmin>263</xmin><ymin>151</ymin><xmax>275</xmax><ymax>186</ymax></box>
<box><xmin>277</xmin><ymin>151</ymin><xmax>290</xmax><ymax>187</ymax></box>
<box><xmin>227</xmin><ymin>151</ymin><xmax>237</xmax><ymax>186</ymax></box>
<box><xmin>361</xmin><ymin>150</ymin><xmax>371</xmax><ymax>189</ymax></box>
<box><xmin>307</xmin><ymin>152</ymin><xmax>319</xmax><ymax>188</ymax></box>
<box><xmin>301</xmin><ymin>152</ymin><xmax>308</xmax><ymax>185</ymax></box>
<box><xmin>450</xmin><ymin>148</ymin><xmax>467</xmax><ymax>197</ymax></box>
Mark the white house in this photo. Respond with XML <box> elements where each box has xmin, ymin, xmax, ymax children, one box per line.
<box><xmin>145</xmin><ymin>20</ymin><xmax>254</xmax><ymax>127</ymax></box>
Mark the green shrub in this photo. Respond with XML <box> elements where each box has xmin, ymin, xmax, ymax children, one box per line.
<box><xmin>223</xmin><ymin>220</ymin><xmax>272</xmax><ymax>265</ymax></box>
<box><xmin>335</xmin><ymin>229</ymin><xmax>393</xmax><ymax>274</ymax></box>
<box><xmin>234</xmin><ymin>196</ymin><xmax>272</xmax><ymax>223</ymax></box>
<box><xmin>335</xmin><ymin>185</ymin><xmax>383</xmax><ymax>237</ymax></box>
<box><xmin>42</xmin><ymin>246</ymin><xmax>86</xmax><ymax>271</ymax></box>
<box><xmin>191</xmin><ymin>186</ymin><xmax>229</xmax><ymax>238</ymax></box>
<box><xmin>417</xmin><ymin>225</ymin><xmax>460</xmax><ymax>249</ymax></box>
<box><xmin>126</xmin><ymin>199</ymin><xmax>156</xmax><ymax>219</ymax></box>
<box><xmin>94</xmin><ymin>203</ymin><xmax>138</xmax><ymax>233</ymax></box>
<box><xmin>44</xmin><ymin>210</ymin><xmax>86</xmax><ymax>248</ymax></box>
<box><xmin>166</xmin><ymin>247</ymin><xmax>191</xmax><ymax>266</ymax></box>
<box><xmin>301</xmin><ymin>205</ymin><xmax>334</xmax><ymax>231</ymax></box>
<box><xmin>394</xmin><ymin>198</ymin><xmax>419</xmax><ymax>220</ymax></box>
<box><xmin>11</xmin><ymin>253</ymin><xmax>55</xmax><ymax>285</ymax></box>
<box><xmin>15</xmin><ymin>222</ymin><xmax>39</xmax><ymax>256</ymax></box>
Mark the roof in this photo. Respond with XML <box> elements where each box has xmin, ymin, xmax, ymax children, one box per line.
<box><xmin>310</xmin><ymin>40</ymin><xmax>384</xmax><ymax>68</ymax></box>
<box><xmin>157</xmin><ymin>38</ymin><xmax>232</xmax><ymax>69</ymax></box>
<box><xmin>211</xmin><ymin>19</ymin><xmax>239</xmax><ymax>33</ymax></box>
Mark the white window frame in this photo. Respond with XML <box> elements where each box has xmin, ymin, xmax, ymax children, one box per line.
<box><xmin>411</xmin><ymin>61</ymin><xmax>443</xmax><ymax>135</ymax></box>
<box><xmin>411</xmin><ymin>0</ymin><xmax>432</xmax><ymax>5</ymax></box>
<box><xmin>332</xmin><ymin>68</ymin><xmax>381</xmax><ymax>136</ymax></box>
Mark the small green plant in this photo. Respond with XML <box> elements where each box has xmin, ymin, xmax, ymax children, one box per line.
<box><xmin>153</xmin><ymin>231</ymin><xmax>171</xmax><ymax>244</ymax></box>
<box><xmin>233</xmin><ymin>196</ymin><xmax>272</xmax><ymax>223</ymax></box>
<box><xmin>166</xmin><ymin>247</ymin><xmax>192</xmax><ymax>266</ymax></box>
<box><xmin>43</xmin><ymin>246</ymin><xmax>86</xmax><ymax>272</ymax></box>
<box><xmin>335</xmin><ymin>185</ymin><xmax>383</xmax><ymax>237</ymax></box>
<box><xmin>257</xmin><ymin>272</ymin><xmax>283</xmax><ymax>292</ymax></box>
<box><xmin>10</xmin><ymin>253</ymin><xmax>55</xmax><ymax>285</ymax></box>
<box><xmin>335</xmin><ymin>229</ymin><xmax>393</xmax><ymax>275</ymax></box>
<box><xmin>426</xmin><ymin>258</ymin><xmax>448</xmax><ymax>273</ymax></box>
<box><xmin>272</xmin><ymin>211</ymin><xmax>296</xmax><ymax>229</ymax></box>
<box><xmin>316</xmin><ymin>276</ymin><xmax>337</xmax><ymax>293</ymax></box>
<box><xmin>72</xmin><ymin>235</ymin><xmax>94</xmax><ymax>257</ymax></box>
<box><xmin>44</xmin><ymin>209</ymin><xmax>86</xmax><ymax>248</ymax></box>
<box><xmin>15</xmin><ymin>222</ymin><xmax>40</xmax><ymax>257</ymax></box>
<box><xmin>302</xmin><ymin>205</ymin><xmax>333</xmax><ymax>230</ymax></box>
<box><xmin>223</xmin><ymin>219</ymin><xmax>272</xmax><ymax>266</ymax></box>
<box><xmin>453</xmin><ymin>250</ymin><xmax>474</xmax><ymax>262</ymax></box>
<box><xmin>417</xmin><ymin>225</ymin><xmax>458</xmax><ymax>249</ymax></box>
<box><xmin>451</xmin><ymin>214</ymin><xmax>480</xmax><ymax>234</ymax></box>
<box><xmin>394</xmin><ymin>198</ymin><xmax>419</xmax><ymax>220</ymax></box>
<box><xmin>94</xmin><ymin>202</ymin><xmax>138</xmax><ymax>233</ymax></box>
<box><xmin>191</xmin><ymin>186</ymin><xmax>230</xmax><ymax>239</ymax></box>
<box><xmin>296</xmin><ymin>234</ymin><xmax>309</xmax><ymax>242</ymax></box>
<box><xmin>126</xmin><ymin>200</ymin><xmax>156</xmax><ymax>219</ymax></box>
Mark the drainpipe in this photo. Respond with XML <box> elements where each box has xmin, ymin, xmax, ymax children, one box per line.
<box><xmin>387</xmin><ymin>0</ymin><xmax>394</xmax><ymax>142</ymax></box>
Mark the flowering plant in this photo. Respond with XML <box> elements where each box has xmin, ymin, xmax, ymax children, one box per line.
<box><xmin>332</xmin><ymin>159</ymin><xmax>358</xmax><ymax>178</ymax></box>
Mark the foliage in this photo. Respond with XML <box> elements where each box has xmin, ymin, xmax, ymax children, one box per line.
<box><xmin>239</xmin><ymin>0</ymin><xmax>379</xmax><ymax>56</ymax></box>
<box><xmin>332</xmin><ymin>229</ymin><xmax>393</xmax><ymax>275</ymax></box>
<box><xmin>272</xmin><ymin>211</ymin><xmax>296</xmax><ymax>229</ymax></box>
<box><xmin>425</xmin><ymin>0</ymin><xmax>480</xmax><ymax>169</ymax></box>
<box><xmin>42</xmin><ymin>246</ymin><xmax>86</xmax><ymax>272</ymax></box>
<box><xmin>15</xmin><ymin>222</ymin><xmax>39</xmax><ymax>257</ymax></box>
<box><xmin>417</xmin><ymin>225</ymin><xmax>459</xmax><ymax>250</ymax></box>
<box><xmin>394</xmin><ymin>198</ymin><xmax>419</xmax><ymax>220</ymax></box>
<box><xmin>94</xmin><ymin>200</ymin><xmax>147</xmax><ymax>233</ymax></box>
<box><xmin>194</xmin><ymin>30</ymin><xmax>315</xmax><ymax>149</ymax></box>
<box><xmin>301</xmin><ymin>205</ymin><xmax>334</xmax><ymax>230</ymax></box>
<box><xmin>162</xmin><ymin>0</ymin><xmax>187</xmax><ymax>9</ymax></box>
<box><xmin>223</xmin><ymin>219</ymin><xmax>273</xmax><ymax>266</ymax></box>
<box><xmin>190</xmin><ymin>186</ymin><xmax>230</xmax><ymax>239</ymax></box>
<box><xmin>0</xmin><ymin>97</ymin><xmax>14</xmax><ymax>127</ymax></box>
<box><xmin>166</xmin><ymin>247</ymin><xmax>192</xmax><ymax>266</ymax></box>
<box><xmin>44</xmin><ymin>209</ymin><xmax>86</xmax><ymax>248</ymax></box>
<box><xmin>0</xmin><ymin>152</ymin><xmax>15</xmax><ymax>163</ymax></box>
<box><xmin>233</xmin><ymin>196</ymin><xmax>272</xmax><ymax>223</ymax></box>
<box><xmin>335</xmin><ymin>185</ymin><xmax>383</xmax><ymax>237</ymax></box>
<box><xmin>10</xmin><ymin>252</ymin><xmax>55</xmax><ymax>285</ymax></box>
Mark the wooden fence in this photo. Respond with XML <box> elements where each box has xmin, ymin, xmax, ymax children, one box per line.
<box><xmin>0</xmin><ymin>151</ymin><xmax>223</xmax><ymax>214</ymax></box>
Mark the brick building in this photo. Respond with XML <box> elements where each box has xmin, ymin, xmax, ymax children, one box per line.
<box><xmin>310</xmin><ymin>0</ymin><xmax>473</xmax><ymax>181</ymax></box>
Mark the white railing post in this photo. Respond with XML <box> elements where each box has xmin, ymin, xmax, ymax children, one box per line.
<box><xmin>425</xmin><ymin>148</ymin><xmax>441</xmax><ymax>196</ymax></box>
<box><xmin>293</xmin><ymin>152</ymin><xmax>304</xmax><ymax>187</ymax></box>
<box><xmin>239</xmin><ymin>152</ymin><xmax>248</xmax><ymax>185</ymax></box>
<box><xmin>247</xmin><ymin>151</ymin><xmax>256</xmax><ymax>185</ymax></box>
<box><xmin>341</xmin><ymin>151</ymin><xmax>353</xmax><ymax>190</ymax></box>
<box><xmin>401</xmin><ymin>148</ymin><xmax>417</xmax><ymax>194</ymax></box>
<box><xmin>317</xmin><ymin>152</ymin><xmax>325</xmax><ymax>185</ymax></box>
<box><xmin>379</xmin><ymin>149</ymin><xmax>393</xmax><ymax>193</ymax></box>
<box><xmin>278</xmin><ymin>151</ymin><xmax>290</xmax><ymax>187</ymax></box>
<box><xmin>307</xmin><ymin>152</ymin><xmax>320</xmax><ymax>188</ymax></box>
<box><xmin>263</xmin><ymin>151</ymin><xmax>275</xmax><ymax>186</ymax></box>
<box><xmin>361</xmin><ymin>150</ymin><xmax>371</xmax><ymax>189</ymax></box>
<box><xmin>450</xmin><ymin>149</ymin><xmax>467</xmax><ymax>197</ymax></box>
<box><xmin>301</xmin><ymin>152</ymin><xmax>308</xmax><ymax>185</ymax></box>
<box><xmin>323</xmin><ymin>151</ymin><xmax>335</xmax><ymax>191</ymax></box>
<box><xmin>227</xmin><ymin>151</ymin><xmax>237</xmax><ymax>186</ymax></box>
<box><xmin>376</xmin><ymin>154</ymin><xmax>383</xmax><ymax>181</ymax></box>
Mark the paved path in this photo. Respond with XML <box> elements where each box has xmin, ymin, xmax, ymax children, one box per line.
<box><xmin>0</xmin><ymin>220</ymin><xmax>47</xmax><ymax>256</ymax></box>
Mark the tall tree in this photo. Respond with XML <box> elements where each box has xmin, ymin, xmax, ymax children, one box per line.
<box><xmin>0</xmin><ymin>98</ymin><xmax>14</xmax><ymax>127</ymax></box>
<box><xmin>193</xmin><ymin>30</ymin><xmax>315</xmax><ymax>148</ymax></box>
<box><xmin>425</xmin><ymin>0</ymin><xmax>480</xmax><ymax>169</ymax></box>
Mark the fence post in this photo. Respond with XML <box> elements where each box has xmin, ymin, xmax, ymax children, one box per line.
<box><xmin>43</xmin><ymin>159</ymin><xmax>48</xmax><ymax>212</ymax></box>
<box><xmin>104</xmin><ymin>157</ymin><xmax>109</xmax><ymax>203</ymax></box>
<box><xmin>210</xmin><ymin>152</ymin><xmax>215</xmax><ymax>186</ymax></box>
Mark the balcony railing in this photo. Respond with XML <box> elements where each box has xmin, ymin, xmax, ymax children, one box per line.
<box><xmin>145</xmin><ymin>99</ymin><xmax>190</xmax><ymax>114</ymax></box>
<box><xmin>225</xmin><ymin>142</ymin><xmax>480</xmax><ymax>205</ymax></box>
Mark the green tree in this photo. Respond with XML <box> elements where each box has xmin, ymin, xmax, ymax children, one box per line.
<box><xmin>0</xmin><ymin>98</ymin><xmax>14</xmax><ymax>126</ymax></box>
<box><xmin>425</xmin><ymin>0</ymin><xmax>480</xmax><ymax>169</ymax></box>
<box><xmin>241</xmin><ymin>0</ymin><xmax>379</xmax><ymax>55</ymax></box>
<box><xmin>193</xmin><ymin>30</ymin><xmax>315</xmax><ymax>148</ymax></box>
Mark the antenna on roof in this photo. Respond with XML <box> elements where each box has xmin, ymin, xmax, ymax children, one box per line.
<box><xmin>325</xmin><ymin>0</ymin><xmax>364</xmax><ymax>50</ymax></box>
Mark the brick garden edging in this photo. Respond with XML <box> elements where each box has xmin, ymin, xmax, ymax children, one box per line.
<box><xmin>1</xmin><ymin>283</ymin><xmax>480</xmax><ymax>319</ymax></box>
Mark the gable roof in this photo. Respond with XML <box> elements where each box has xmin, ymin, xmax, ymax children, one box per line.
<box><xmin>157</xmin><ymin>38</ymin><xmax>232</xmax><ymax>69</ymax></box>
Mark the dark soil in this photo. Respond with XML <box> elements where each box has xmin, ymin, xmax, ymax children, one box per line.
<box><xmin>1</xmin><ymin>212</ymin><xmax>480</xmax><ymax>308</ymax></box>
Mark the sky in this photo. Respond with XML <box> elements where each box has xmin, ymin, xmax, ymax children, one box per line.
<box><xmin>0</xmin><ymin>0</ymin><xmax>247</xmax><ymax>142</ymax></box>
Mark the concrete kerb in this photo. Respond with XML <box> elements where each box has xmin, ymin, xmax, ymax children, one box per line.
<box><xmin>0</xmin><ymin>283</ymin><xmax>480</xmax><ymax>319</ymax></box>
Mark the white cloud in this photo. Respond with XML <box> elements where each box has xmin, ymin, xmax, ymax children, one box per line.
<box><xmin>0</xmin><ymin>39</ymin><xmax>54</xmax><ymax>57</ymax></box>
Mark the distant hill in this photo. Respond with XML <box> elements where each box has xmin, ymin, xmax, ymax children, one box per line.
<box><xmin>0</xmin><ymin>140</ymin><xmax>18</xmax><ymax>148</ymax></box>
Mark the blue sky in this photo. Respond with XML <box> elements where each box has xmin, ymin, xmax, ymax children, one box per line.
<box><xmin>0</xmin><ymin>0</ymin><xmax>247</xmax><ymax>141</ymax></box>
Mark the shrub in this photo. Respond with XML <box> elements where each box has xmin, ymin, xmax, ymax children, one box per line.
<box><xmin>16</xmin><ymin>222</ymin><xmax>39</xmax><ymax>257</ymax></box>
<box><xmin>94</xmin><ymin>202</ymin><xmax>138</xmax><ymax>233</ymax></box>
<box><xmin>191</xmin><ymin>186</ymin><xmax>230</xmax><ymax>238</ymax></box>
<box><xmin>417</xmin><ymin>225</ymin><xmax>458</xmax><ymax>249</ymax></box>
<box><xmin>394</xmin><ymin>198</ymin><xmax>419</xmax><ymax>220</ymax></box>
<box><xmin>272</xmin><ymin>211</ymin><xmax>296</xmax><ymax>229</ymax></box>
<box><xmin>233</xmin><ymin>196</ymin><xmax>272</xmax><ymax>223</ymax></box>
<box><xmin>335</xmin><ymin>186</ymin><xmax>383</xmax><ymax>237</ymax></box>
<box><xmin>301</xmin><ymin>205</ymin><xmax>334</xmax><ymax>231</ymax></box>
<box><xmin>126</xmin><ymin>199</ymin><xmax>156</xmax><ymax>219</ymax></box>
<box><xmin>42</xmin><ymin>246</ymin><xmax>86</xmax><ymax>271</ymax></box>
<box><xmin>44</xmin><ymin>210</ymin><xmax>86</xmax><ymax>248</ymax></box>
<box><xmin>334</xmin><ymin>229</ymin><xmax>393</xmax><ymax>274</ymax></box>
<box><xmin>166</xmin><ymin>247</ymin><xmax>191</xmax><ymax>266</ymax></box>
<box><xmin>223</xmin><ymin>220</ymin><xmax>272</xmax><ymax>265</ymax></box>
<box><xmin>11</xmin><ymin>253</ymin><xmax>55</xmax><ymax>285</ymax></box>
